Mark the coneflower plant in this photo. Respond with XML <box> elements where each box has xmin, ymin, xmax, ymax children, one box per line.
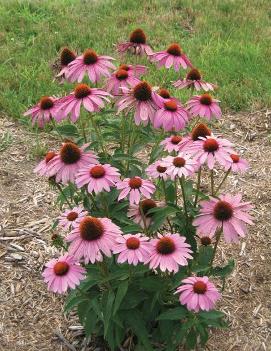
<box><xmin>25</xmin><ymin>30</ymin><xmax>254</xmax><ymax>351</ymax></box>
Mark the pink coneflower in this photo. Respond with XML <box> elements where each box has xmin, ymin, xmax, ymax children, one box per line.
<box><xmin>116</xmin><ymin>81</ymin><xmax>160</xmax><ymax>126</ymax></box>
<box><xmin>119</xmin><ymin>63</ymin><xmax>148</xmax><ymax>78</ymax></box>
<box><xmin>187</xmin><ymin>93</ymin><xmax>222</xmax><ymax>120</ymax></box>
<box><xmin>75</xmin><ymin>163</ymin><xmax>120</xmax><ymax>194</ymax></box>
<box><xmin>175</xmin><ymin>276</ymin><xmax>221</xmax><ymax>312</ymax></box>
<box><xmin>161</xmin><ymin>153</ymin><xmax>198</xmax><ymax>180</ymax></box>
<box><xmin>56</xmin><ymin>47</ymin><xmax>76</xmax><ymax>81</ymax></box>
<box><xmin>127</xmin><ymin>199</ymin><xmax>164</xmax><ymax>228</ymax></box>
<box><xmin>24</xmin><ymin>96</ymin><xmax>60</xmax><ymax>128</ymax></box>
<box><xmin>188</xmin><ymin>135</ymin><xmax>234</xmax><ymax>170</ymax></box>
<box><xmin>42</xmin><ymin>254</ymin><xmax>86</xmax><ymax>294</ymax></box>
<box><xmin>58</xmin><ymin>206</ymin><xmax>88</xmax><ymax>230</ymax></box>
<box><xmin>193</xmin><ymin>193</ymin><xmax>254</xmax><ymax>243</ymax></box>
<box><xmin>149</xmin><ymin>43</ymin><xmax>192</xmax><ymax>71</ymax></box>
<box><xmin>117</xmin><ymin>28</ymin><xmax>152</xmax><ymax>55</ymax></box>
<box><xmin>65</xmin><ymin>48</ymin><xmax>115</xmax><ymax>83</ymax></box>
<box><xmin>173</xmin><ymin>68</ymin><xmax>216</xmax><ymax>91</ymax></box>
<box><xmin>34</xmin><ymin>151</ymin><xmax>58</xmax><ymax>177</ymax></box>
<box><xmin>66</xmin><ymin>216</ymin><xmax>122</xmax><ymax>264</ymax></box>
<box><xmin>147</xmin><ymin>234</ymin><xmax>193</xmax><ymax>273</ymax></box>
<box><xmin>105</xmin><ymin>68</ymin><xmax>140</xmax><ymax>95</ymax></box>
<box><xmin>225</xmin><ymin>154</ymin><xmax>249</xmax><ymax>173</ymax></box>
<box><xmin>117</xmin><ymin>176</ymin><xmax>156</xmax><ymax>205</ymax></box>
<box><xmin>47</xmin><ymin>142</ymin><xmax>98</xmax><ymax>184</ymax></box>
<box><xmin>113</xmin><ymin>233</ymin><xmax>151</xmax><ymax>265</ymax></box>
<box><xmin>157</xmin><ymin>88</ymin><xmax>171</xmax><ymax>99</ymax></box>
<box><xmin>153</xmin><ymin>98</ymin><xmax>189</xmax><ymax>131</ymax></box>
<box><xmin>160</xmin><ymin>135</ymin><xmax>191</xmax><ymax>153</ymax></box>
<box><xmin>146</xmin><ymin>160</ymin><xmax>168</xmax><ymax>180</ymax></box>
<box><xmin>56</xmin><ymin>84</ymin><xmax>111</xmax><ymax>123</ymax></box>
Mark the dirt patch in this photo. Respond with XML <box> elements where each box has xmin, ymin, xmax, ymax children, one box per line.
<box><xmin>0</xmin><ymin>111</ymin><xmax>270</xmax><ymax>351</ymax></box>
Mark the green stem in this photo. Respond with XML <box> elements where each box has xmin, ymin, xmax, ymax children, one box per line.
<box><xmin>89</xmin><ymin>113</ymin><xmax>107</xmax><ymax>158</ymax></box>
<box><xmin>180</xmin><ymin>176</ymin><xmax>188</xmax><ymax>223</ymax></box>
<box><xmin>174</xmin><ymin>177</ymin><xmax>178</xmax><ymax>205</ymax></box>
<box><xmin>101</xmin><ymin>192</ymin><xmax>110</xmax><ymax>217</ymax></box>
<box><xmin>55</xmin><ymin>183</ymin><xmax>72</xmax><ymax>208</ymax></box>
<box><xmin>139</xmin><ymin>203</ymin><xmax>148</xmax><ymax>235</ymax></box>
<box><xmin>210</xmin><ymin>228</ymin><xmax>223</xmax><ymax>268</ymax></box>
<box><xmin>194</xmin><ymin>167</ymin><xmax>202</xmax><ymax>206</ymax></box>
<box><xmin>80</xmin><ymin>118</ymin><xmax>87</xmax><ymax>143</ymax></box>
<box><xmin>167</xmin><ymin>217</ymin><xmax>174</xmax><ymax>234</ymax></box>
<box><xmin>210</xmin><ymin>169</ymin><xmax>215</xmax><ymax>196</ymax></box>
<box><xmin>161</xmin><ymin>177</ymin><xmax>167</xmax><ymax>204</ymax></box>
<box><xmin>88</xmin><ymin>192</ymin><xmax>99</xmax><ymax>211</ymax></box>
<box><xmin>214</xmin><ymin>169</ymin><xmax>231</xmax><ymax>196</ymax></box>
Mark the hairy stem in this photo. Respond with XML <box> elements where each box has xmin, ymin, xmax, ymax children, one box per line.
<box><xmin>194</xmin><ymin>167</ymin><xmax>202</xmax><ymax>206</ymax></box>
<box><xmin>214</xmin><ymin>169</ymin><xmax>231</xmax><ymax>196</ymax></box>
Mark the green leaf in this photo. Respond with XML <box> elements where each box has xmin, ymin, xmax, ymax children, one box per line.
<box><xmin>185</xmin><ymin>328</ymin><xmax>197</xmax><ymax>350</ymax></box>
<box><xmin>212</xmin><ymin>259</ymin><xmax>235</xmax><ymax>278</ymax></box>
<box><xmin>84</xmin><ymin>309</ymin><xmax>98</xmax><ymax>336</ymax></box>
<box><xmin>65</xmin><ymin>293</ymin><xmax>83</xmax><ymax>313</ymax></box>
<box><xmin>103</xmin><ymin>290</ymin><xmax>115</xmax><ymax>337</ymax></box>
<box><xmin>55</xmin><ymin>124</ymin><xmax>79</xmax><ymax>137</ymax></box>
<box><xmin>113</xmin><ymin>280</ymin><xmax>129</xmax><ymax>315</ymax></box>
<box><xmin>157</xmin><ymin>307</ymin><xmax>188</xmax><ymax>321</ymax></box>
<box><xmin>124</xmin><ymin>310</ymin><xmax>154</xmax><ymax>351</ymax></box>
<box><xmin>199</xmin><ymin>310</ymin><xmax>225</xmax><ymax>320</ymax></box>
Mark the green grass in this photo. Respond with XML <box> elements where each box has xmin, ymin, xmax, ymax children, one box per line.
<box><xmin>0</xmin><ymin>0</ymin><xmax>270</xmax><ymax>122</ymax></box>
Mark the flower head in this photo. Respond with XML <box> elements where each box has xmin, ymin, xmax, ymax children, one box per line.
<box><xmin>128</xmin><ymin>199</ymin><xmax>164</xmax><ymax>228</ymax></box>
<box><xmin>175</xmin><ymin>276</ymin><xmax>221</xmax><ymax>312</ymax></box>
<box><xmin>118</xmin><ymin>63</ymin><xmax>148</xmax><ymax>77</ymax></box>
<box><xmin>66</xmin><ymin>216</ymin><xmax>122</xmax><ymax>264</ymax></box>
<box><xmin>46</xmin><ymin>142</ymin><xmax>98</xmax><ymax>184</ymax></box>
<box><xmin>105</xmin><ymin>68</ymin><xmax>140</xmax><ymax>95</ymax></box>
<box><xmin>146</xmin><ymin>160</ymin><xmax>168</xmax><ymax>180</ymax></box>
<box><xmin>65</xmin><ymin>48</ymin><xmax>115</xmax><ymax>83</ymax></box>
<box><xmin>147</xmin><ymin>233</ymin><xmax>193</xmax><ymax>273</ymax></box>
<box><xmin>24</xmin><ymin>96</ymin><xmax>61</xmax><ymax>128</ymax></box>
<box><xmin>113</xmin><ymin>233</ymin><xmax>151</xmax><ymax>265</ymax></box>
<box><xmin>187</xmin><ymin>93</ymin><xmax>222</xmax><ymax>120</ymax></box>
<box><xmin>193</xmin><ymin>193</ymin><xmax>254</xmax><ymax>243</ymax></box>
<box><xmin>161</xmin><ymin>153</ymin><xmax>198</xmax><ymax>180</ymax></box>
<box><xmin>34</xmin><ymin>151</ymin><xmax>58</xmax><ymax>177</ymax></box>
<box><xmin>153</xmin><ymin>98</ymin><xmax>189</xmax><ymax>131</ymax></box>
<box><xmin>225</xmin><ymin>154</ymin><xmax>249</xmax><ymax>173</ymax></box>
<box><xmin>117</xmin><ymin>81</ymin><xmax>160</xmax><ymax>126</ymax></box>
<box><xmin>75</xmin><ymin>163</ymin><xmax>120</xmax><ymax>194</ymax></box>
<box><xmin>117</xmin><ymin>28</ymin><xmax>152</xmax><ymax>56</ymax></box>
<box><xmin>58</xmin><ymin>206</ymin><xmax>88</xmax><ymax>230</ymax></box>
<box><xmin>42</xmin><ymin>254</ymin><xmax>86</xmax><ymax>294</ymax></box>
<box><xmin>160</xmin><ymin>135</ymin><xmax>191</xmax><ymax>153</ymax></box>
<box><xmin>117</xmin><ymin>176</ymin><xmax>156</xmax><ymax>204</ymax></box>
<box><xmin>56</xmin><ymin>84</ymin><xmax>111</xmax><ymax>123</ymax></box>
<box><xmin>188</xmin><ymin>134</ymin><xmax>234</xmax><ymax>169</ymax></box>
<box><xmin>149</xmin><ymin>43</ymin><xmax>192</xmax><ymax>71</ymax></box>
<box><xmin>173</xmin><ymin>68</ymin><xmax>216</xmax><ymax>91</ymax></box>
<box><xmin>56</xmin><ymin>47</ymin><xmax>76</xmax><ymax>81</ymax></box>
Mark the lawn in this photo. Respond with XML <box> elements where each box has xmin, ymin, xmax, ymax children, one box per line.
<box><xmin>0</xmin><ymin>0</ymin><xmax>270</xmax><ymax>123</ymax></box>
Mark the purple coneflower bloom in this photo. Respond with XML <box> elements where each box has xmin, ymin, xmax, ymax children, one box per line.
<box><xmin>173</xmin><ymin>68</ymin><xmax>216</xmax><ymax>91</ymax></box>
<box><xmin>117</xmin><ymin>176</ymin><xmax>156</xmax><ymax>205</ymax></box>
<box><xmin>147</xmin><ymin>233</ymin><xmax>193</xmax><ymax>273</ymax></box>
<box><xmin>56</xmin><ymin>47</ymin><xmax>76</xmax><ymax>81</ymax></box>
<box><xmin>160</xmin><ymin>135</ymin><xmax>190</xmax><ymax>153</ymax></box>
<box><xmin>42</xmin><ymin>254</ymin><xmax>86</xmax><ymax>294</ymax></box>
<box><xmin>56</xmin><ymin>84</ymin><xmax>111</xmax><ymax>123</ymax></box>
<box><xmin>225</xmin><ymin>154</ymin><xmax>249</xmax><ymax>173</ymax></box>
<box><xmin>34</xmin><ymin>151</ymin><xmax>57</xmax><ymax>177</ymax></box>
<box><xmin>75</xmin><ymin>163</ymin><xmax>120</xmax><ymax>194</ymax></box>
<box><xmin>66</xmin><ymin>216</ymin><xmax>122</xmax><ymax>264</ymax></box>
<box><xmin>153</xmin><ymin>98</ymin><xmax>189</xmax><ymax>132</ymax></box>
<box><xmin>105</xmin><ymin>68</ymin><xmax>140</xmax><ymax>95</ymax></box>
<box><xmin>66</xmin><ymin>48</ymin><xmax>115</xmax><ymax>83</ymax></box>
<box><xmin>117</xmin><ymin>28</ymin><xmax>152</xmax><ymax>56</ymax></box>
<box><xmin>24</xmin><ymin>96</ymin><xmax>60</xmax><ymax>128</ymax></box>
<box><xmin>116</xmin><ymin>81</ymin><xmax>160</xmax><ymax>126</ymax></box>
<box><xmin>113</xmin><ymin>233</ymin><xmax>151</xmax><ymax>266</ymax></box>
<box><xmin>188</xmin><ymin>134</ymin><xmax>234</xmax><ymax>170</ymax></box>
<box><xmin>149</xmin><ymin>43</ymin><xmax>192</xmax><ymax>71</ymax></box>
<box><xmin>161</xmin><ymin>153</ymin><xmax>198</xmax><ymax>180</ymax></box>
<box><xmin>58</xmin><ymin>206</ymin><xmax>88</xmax><ymax>230</ymax></box>
<box><xmin>47</xmin><ymin>142</ymin><xmax>98</xmax><ymax>184</ymax></box>
<box><xmin>146</xmin><ymin>160</ymin><xmax>168</xmax><ymax>180</ymax></box>
<box><xmin>118</xmin><ymin>63</ymin><xmax>148</xmax><ymax>78</ymax></box>
<box><xmin>127</xmin><ymin>199</ymin><xmax>164</xmax><ymax>228</ymax></box>
<box><xmin>193</xmin><ymin>193</ymin><xmax>254</xmax><ymax>243</ymax></box>
<box><xmin>187</xmin><ymin>93</ymin><xmax>222</xmax><ymax>120</ymax></box>
<box><xmin>176</xmin><ymin>276</ymin><xmax>221</xmax><ymax>312</ymax></box>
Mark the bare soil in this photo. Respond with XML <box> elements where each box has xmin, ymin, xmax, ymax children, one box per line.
<box><xmin>0</xmin><ymin>111</ymin><xmax>270</xmax><ymax>351</ymax></box>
